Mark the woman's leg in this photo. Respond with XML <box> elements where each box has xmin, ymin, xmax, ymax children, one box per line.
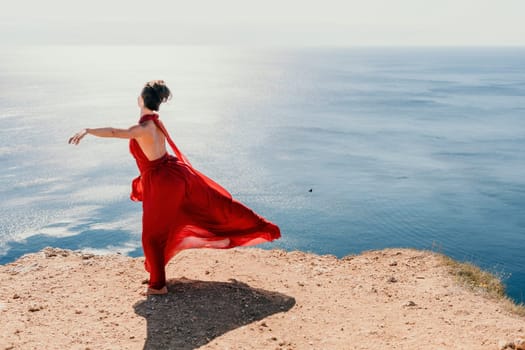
<box><xmin>142</xmin><ymin>233</ymin><xmax>167</xmax><ymax>291</ymax></box>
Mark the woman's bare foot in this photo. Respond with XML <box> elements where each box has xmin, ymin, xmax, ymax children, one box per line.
<box><xmin>146</xmin><ymin>286</ymin><xmax>168</xmax><ymax>295</ymax></box>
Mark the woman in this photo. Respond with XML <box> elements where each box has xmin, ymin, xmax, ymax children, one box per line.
<box><xmin>69</xmin><ymin>80</ymin><xmax>281</xmax><ymax>295</ymax></box>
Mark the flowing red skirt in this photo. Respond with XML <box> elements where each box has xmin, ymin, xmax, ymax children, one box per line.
<box><xmin>129</xmin><ymin>116</ymin><xmax>280</xmax><ymax>289</ymax></box>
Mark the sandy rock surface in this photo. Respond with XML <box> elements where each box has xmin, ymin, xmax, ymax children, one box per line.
<box><xmin>0</xmin><ymin>247</ymin><xmax>524</xmax><ymax>349</ymax></box>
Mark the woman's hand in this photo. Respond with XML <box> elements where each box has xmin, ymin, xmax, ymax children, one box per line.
<box><xmin>68</xmin><ymin>129</ymin><xmax>88</xmax><ymax>145</ymax></box>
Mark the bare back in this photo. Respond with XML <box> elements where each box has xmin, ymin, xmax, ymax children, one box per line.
<box><xmin>135</xmin><ymin>120</ymin><xmax>168</xmax><ymax>161</ymax></box>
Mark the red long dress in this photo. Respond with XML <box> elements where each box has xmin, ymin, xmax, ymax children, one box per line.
<box><xmin>129</xmin><ymin>114</ymin><xmax>281</xmax><ymax>289</ymax></box>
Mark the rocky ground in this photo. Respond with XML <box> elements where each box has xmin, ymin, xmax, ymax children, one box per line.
<box><xmin>0</xmin><ymin>247</ymin><xmax>524</xmax><ymax>349</ymax></box>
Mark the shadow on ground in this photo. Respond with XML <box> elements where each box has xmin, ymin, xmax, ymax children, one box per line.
<box><xmin>133</xmin><ymin>278</ymin><xmax>296</xmax><ymax>350</ymax></box>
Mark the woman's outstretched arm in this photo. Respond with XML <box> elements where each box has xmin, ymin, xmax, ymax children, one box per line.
<box><xmin>68</xmin><ymin>125</ymin><xmax>147</xmax><ymax>145</ymax></box>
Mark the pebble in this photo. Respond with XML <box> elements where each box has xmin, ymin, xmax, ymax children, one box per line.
<box><xmin>499</xmin><ymin>340</ymin><xmax>515</xmax><ymax>349</ymax></box>
<box><xmin>499</xmin><ymin>339</ymin><xmax>525</xmax><ymax>350</ymax></box>
<box><xmin>28</xmin><ymin>305</ymin><xmax>43</xmax><ymax>312</ymax></box>
<box><xmin>45</xmin><ymin>251</ymin><xmax>57</xmax><ymax>258</ymax></box>
<box><xmin>8</xmin><ymin>262</ymin><xmax>41</xmax><ymax>275</ymax></box>
<box><xmin>43</xmin><ymin>247</ymin><xmax>70</xmax><ymax>258</ymax></box>
<box><xmin>387</xmin><ymin>277</ymin><xmax>398</xmax><ymax>283</ymax></box>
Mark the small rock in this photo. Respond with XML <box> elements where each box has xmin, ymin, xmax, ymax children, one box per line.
<box><xmin>44</xmin><ymin>251</ymin><xmax>57</xmax><ymax>258</ymax></box>
<box><xmin>43</xmin><ymin>247</ymin><xmax>70</xmax><ymax>258</ymax></box>
<box><xmin>8</xmin><ymin>262</ymin><xmax>41</xmax><ymax>275</ymax></box>
<box><xmin>516</xmin><ymin>338</ymin><xmax>525</xmax><ymax>350</ymax></box>
<box><xmin>28</xmin><ymin>305</ymin><xmax>43</xmax><ymax>312</ymax></box>
<box><xmin>499</xmin><ymin>340</ymin><xmax>516</xmax><ymax>349</ymax></box>
<box><xmin>387</xmin><ymin>277</ymin><xmax>398</xmax><ymax>283</ymax></box>
<box><xmin>81</xmin><ymin>253</ymin><xmax>94</xmax><ymax>260</ymax></box>
<box><xmin>405</xmin><ymin>301</ymin><xmax>417</xmax><ymax>307</ymax></box>
<box><xmin>12</xmin><ymin>294</ymin><xmax>20</xmax><ymax>299</ymax></box>
<box><xmin>389</xmin><ymin>261</ymin><xmax>398</xmax><ymax>266</ymax></box>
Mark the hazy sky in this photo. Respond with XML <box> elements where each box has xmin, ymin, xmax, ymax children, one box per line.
<box><xmin>2</xmin><ymin>0</ymin><xmax>524</xmax><ymax>46</ymax></box>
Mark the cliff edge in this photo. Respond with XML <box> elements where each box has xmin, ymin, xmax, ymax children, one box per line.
<box><xmin>0</xmin><ymin>247</ymin><xmax>523</xmax><ymax>349</ymax></box>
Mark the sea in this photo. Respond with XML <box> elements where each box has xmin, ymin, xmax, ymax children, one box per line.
<box><xmin>0</xmin><ymin>46</ymin><xmax>524</xmax><ymax>301</ymax></box>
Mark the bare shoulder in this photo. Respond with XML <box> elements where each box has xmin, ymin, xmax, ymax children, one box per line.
<box><xmin>128</xmin><ymin>121</ymin><xmax>153</xmax><ymax>139</ymax></box>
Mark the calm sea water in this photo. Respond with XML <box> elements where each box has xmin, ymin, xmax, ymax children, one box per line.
<box><xmin>0</xmin><ymin>46</ymin><xmax>524</xmax><ymax>301</ymax></box>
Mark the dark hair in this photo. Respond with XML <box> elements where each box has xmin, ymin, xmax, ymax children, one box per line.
<box><xmin>141</xmin><ymin>80</ymin><xmax>172</xmax><ymax>111</ymax></box>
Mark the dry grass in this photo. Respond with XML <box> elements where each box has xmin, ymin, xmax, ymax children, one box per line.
<box><xmin>439</xmin><ymin>254</ymin><xmax>525</xmax><ymax>317</ymax></box>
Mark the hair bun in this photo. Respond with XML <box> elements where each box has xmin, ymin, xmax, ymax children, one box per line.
<box><xmin>141</xmin><ymin>80</ymin><xmax>172</xmax><ymax>111</ymax></box>
<box><xmin>150</xmin><ymin>80</ymin><xmax>171</xmax><ymax>102</ymax></box>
